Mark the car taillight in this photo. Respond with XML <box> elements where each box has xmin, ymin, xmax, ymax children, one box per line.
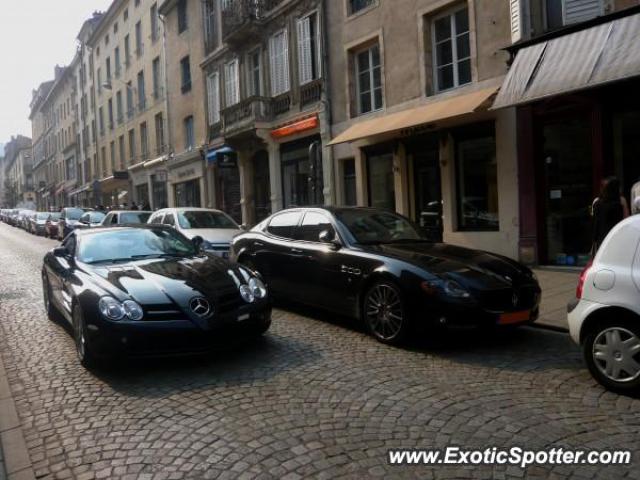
<box><xmin>576</xmin><ymin>261</ymin><xmax>593</xmax><ymax>299</ymax></box>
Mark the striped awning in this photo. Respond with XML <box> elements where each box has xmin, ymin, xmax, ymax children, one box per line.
<box><xmin>493</xmin><ymin>11</ymin><xmax>640</xmax><ymax>108</ymax></box>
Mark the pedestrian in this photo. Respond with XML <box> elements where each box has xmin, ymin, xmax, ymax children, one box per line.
<box><xmin>592</xmin><ymin>176</ymin><xmax>627</xmax><ymax>254</ymax></box>
<box><xmin>142</xmin><ymin>202</ymin><xmax>151</xmax><ymax>211</ymax></box>
<box><xmin>631</xmin><ymin>177</ymin><xmax>640</xmax><ymax>215</ymax></box>
<box><xmin>131</xmin><ymin>202</ymin><xmax>139</xmax><ymax>211</ymax></box>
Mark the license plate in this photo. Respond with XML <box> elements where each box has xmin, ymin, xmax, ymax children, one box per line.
<box><xmin>237</xmin><ymin>313</ymin><xmax>250</xmax><ymax>322</ymax></box>
<box><xmin>499</xmin><ymin>310</ymin><xmax>531</xmax><ymax>325</ymax></box>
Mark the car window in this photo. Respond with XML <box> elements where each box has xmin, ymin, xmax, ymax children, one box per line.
<box><xmin>177</xmin><ymin>211</ymin><xmax>238</xmax><ymax>229</ymax></box>
<box><xmin>163</xmin><ymin>213</ymin><xmax>175</xmax><ymax>226</ymax></box>
<box><xmin>298</xmin><ymin>212</ymin><xmax>335</xmax><ymax>242</ymax></box>
<box><xmin>48</xmin><ymin>213</ymin><xmax>61</xmax><ymax>221</ymax></box>
<box><xmin>90</xmin><ymin>212</ymin><xmax>106</xmax><ymax>223</ymax></box>
<box><xmin>267</xmin><ymin>211</ymin><xmax>303</xmax><ymax>239</ymax></box>
<box><xmin>335</xmin><ymin>210</ymin><xmax>423</xmax><ymax>244</ymax></box>
<box><xmin>149</xmin><ymin>213</ymin><xmax>164</xmax><ymax>224</ymax></box>
<box><xmin>62</xmin><ymin>234</ymin><xmax>77</xmax><ymax>256</ymax></box>
<box><xmin>121</xmin><ymin>212</ymin><xmax>151</xmax><ymax>224</ymax></box>
<box><xmin>80</xmin><ymin>212</ymin><xmax>91</xmax><ymax>223</ymax></box>
<box><xmin>65</xmin><ymin>208</ymin><xmax>85</xmax><ymax>220</ymax></box>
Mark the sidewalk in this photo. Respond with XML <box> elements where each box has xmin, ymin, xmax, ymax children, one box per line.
<box><xmin>534</xmin><ymin>268</ymin><xmax>580</xmax><ymax>330</ymax></box>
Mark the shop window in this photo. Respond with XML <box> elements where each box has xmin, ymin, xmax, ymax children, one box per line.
<box><xmin>367</xmin><ymin>152</ymin><xmax>395</xmax><ymax>211</ymax></box>
<box><xmin>281</xmin><ymin>138</ymin><xmax>320</xmax><ymax>209</ymax></box>
<box><xmin>174</xmin><ymin>180</ymin><xmax>201</xmax><ymax>207</ymax></box>
<box><xmin>342</xmin><ymin>158</ymin><xmax>357</xmax><ymax>206</ymax></box>
<box><xmin>354</xmin><ymin>43</ymin><xmax>383</xmax><ymax>115</ymax></box>
<box><xmin>455</xmin><ymin>124</ymin><xmax>499</xmax><ymax>231</ymax></box>
<box><xmin>267</xmin><ymin>211</ymin><xmax>303</xmax><ymax>239</ymax></box>
<box><xmin>431</xmin><ymin>6</ymin><xmax>471</xmax><ymax>92</ymax></box>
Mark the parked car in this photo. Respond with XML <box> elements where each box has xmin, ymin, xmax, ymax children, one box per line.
<box><xmin>18</xmin><ymin>210</ymin><xmax>35</xmax><ymax>230</ymax></box>
<box><xmin>28</xmin><ymin>212</ymin><xmax>53</xmax><ymax>235</ymax></box>
<box><xmin>76</xmin><ymin>211</ymin><xmax>106</xmax><ymax>229</ymax></box>
<box><xmin>101</xmin><ymin>210</ymin><xmax>152</xmax><ymax>226</ymax></box>
<box><xmin>41</xmin><ymin>225</ymin><xmax>271</xmax><ymax>368</ymax></box>
<box><xmin>58</xmin><ymin>207</ymin><xmax>88</xmax><ymax>240</ymax></box>
<box><xmin>568</xmin><ymin>215</ymin><xmax>640</xmax><ymax>393</ymax></box>
<box><xmin>231</xmin><ymin>207</ymin><xmax>541</xmax><ymax>345</ymax></box>
<box><xmin>148</xmin><ymin>208</ymin><xmax>242</xmax><ymax>258</ymax></box>
<box><xmin>44</xmin><ymin>212</ymin><xmax>62</xmax><ymax>238</ymax></box>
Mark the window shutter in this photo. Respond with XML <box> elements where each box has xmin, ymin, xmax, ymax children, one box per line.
<box><xmin>207</xmin><ymin>72</ymin><xmax>220</xmax><ymax>125</ymax></box>
<box><xmin>224</xmin><ymin>61</ymin><xmax>239</xmax><ymax>106</ymax></box>
<box><xmin>282</xmin><ymin>29</ymin><xmax>290</xmax><ymax>92</ymax></box>
<box><xmin>510</xmin><ymin>0</ymin><xmax>522</xmax><ymax>43</ymax></box>
<box><xmin>564</xmin><ymin>0</ymin><xmax>603</xmax><ymax>25</ymax></box>
<box><xmin>297</xmin><ymin>17</ymin><xmax>312</xmax><ymax>84</ymax></box>
<box><xmin>270</xmin><ymin>30</ymin><xmax>289</xmax><ymax>95</ymax></box>
<box><xmin>269</xmin><ymin>35</ymin><xmax>279</xmax><ymax>96</ymax></box>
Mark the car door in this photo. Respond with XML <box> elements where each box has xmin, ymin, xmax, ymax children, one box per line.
<box><xmin>292</xmin><ymin>212</ymin><xmax>355</xmax><ymax>311</ymax></box>
<box><xmin>255</xmin><ymin>211</ymin><xmax>303</xmax><ymax>295</ymax></box>
<box><xmin>48</xmin><ymin>235</ymin><xmax>76</xmax><ymax>317</ymax></box>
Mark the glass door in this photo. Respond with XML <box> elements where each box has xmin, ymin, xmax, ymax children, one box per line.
<box><xmin>541</xmin><ymin>117</ymin><xmax>593</xmax><ymax>266</ymax></box>
<box><xmin>411</xmin><ymin>138</ymin><xmax>442</xmax><ymax>241</ymax></box>
<box><xmin>366</xmin><ymin>153</ymin><xmax>395</xmax><ymax>211</ymax></box>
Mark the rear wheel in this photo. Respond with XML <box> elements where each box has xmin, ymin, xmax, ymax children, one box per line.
<box><xmin>73</xmin><ymin>305</ymin><xmax>100</xmax><ymax>370</ymax></box>
<box><xmin>584</xmin><ymin>319</ymin><xmax>640</xmax><ymax>394</ymax></box>
<box><xmin>363</xmin><ymin>282</ymin><xmax>410</xmax><ymax>345</ymax></box>
<box><xmin>42</xmin><ymin>273</ymin><xmax>60</xmax><ymax>321</ymax></box>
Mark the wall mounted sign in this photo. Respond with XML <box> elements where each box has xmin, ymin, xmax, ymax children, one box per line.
<box><xmin>271</xmin><ymin>116</ymin><xmax>319</xmax><ymax>139</ymax></box>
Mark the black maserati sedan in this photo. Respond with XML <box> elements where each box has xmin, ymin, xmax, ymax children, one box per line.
<box><xmin>42</xmin><ymin>225</ymin><xmax>271</xmax><ymax>368</ymax></box>
<box><xmin>231</xmin><ymin>207</ymin><xmax>541</xmax><ymax>344</ymax></box>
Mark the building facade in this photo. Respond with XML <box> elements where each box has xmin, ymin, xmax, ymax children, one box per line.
<box><xmin>29</xmin><ymin>80</ymin><xmax>55</xmax><ymax>209</ymax></box>
<box><xmin>494</xmin><ymin>0</ymin><xmax>640</xmax><ymax>265</ymax></box>
<box><xmin>3</xmin><ymin>135</ymin><xmax>34</xmax><ymax>207</ymax></box>
<box><xmin>326</xmin><ymin>0</ymin><xmax>519</xmax><ymax>259</ymax></box>
<box><xmin>88</xmin><ymin>0</ymin><xmax>169</xmax><ymax>209</ymax></box>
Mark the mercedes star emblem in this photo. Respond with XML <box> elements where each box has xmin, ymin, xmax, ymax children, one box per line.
<box><xmin>189</xmin><ymin>297</ymin><xmax>212</xmax><ymax>318</ymax></box>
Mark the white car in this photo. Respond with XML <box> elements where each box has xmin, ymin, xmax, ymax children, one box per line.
<box><xmin>568</xmin><ymin>215</ymin><xmax>640</xmax><ymax>393</ymax></box>
<box><xmin>148</xmin><ymin>208</ymin><xmax>242</xmax><ymax>258</ymax></box>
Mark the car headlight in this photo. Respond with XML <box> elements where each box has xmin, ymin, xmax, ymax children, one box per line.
<box><xmin>248</xmin><ymin>277</ymin><xmax>267</xmax><ymax>299</ymax></box>
<box><xmin>98</xmin><ymin>297</ymin><xmax>144</xmax><ymax>321</ymax></box>
<box><xmin>421</xmin><ymin>279</ymin><xmax>472</xmax><ymax>299</ymax></box>
<box><xmin>239</xmin><ymin>284</ymin><xmax>255</xmax><ymax>303</ymax></box>
<box><xmin>99</xmin><ymin>297</ymin><xmax>126</xmax><ymax>321</ymax></box>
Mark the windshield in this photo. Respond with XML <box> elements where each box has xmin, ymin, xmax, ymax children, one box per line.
<box><xmin>120</xmin><ymin>212</ymin><xmax>151</xmax><ymax>224</ymax></box>
<box><xmin>77</xmin><ymin>228</ymin><xmax>196</xmax><ymax>264</ymax></box>
<box><xmin>177</xmin><ymin>211</ymin><xmax>238</xmax><ymax>230</ymax></box>
<box><xmin>89</xmin><ymin>212</ymin><xmax>106</xmax><ymax>223</ymax></box>
<box><xmin>48</xmin><ymin>213</ymin><xmax>61</xmax><ymax>221</ymax></box>
<box><xmin>65</xmin><ymin>208</ymin><xmax>85</xmax><ymax>220</ymax></box>
<box><xmin>37</xmin><ymin>213</ymin><xmax>50</xmax><ymax>220</ymax></box>
<box><xmin>335</xmin><ymin>210</ymin><xmax>424</xmax><ymax>244</ymax></box>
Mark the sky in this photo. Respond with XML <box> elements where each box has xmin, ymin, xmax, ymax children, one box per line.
<box><xmin>0</xmin><ymin>0</ymin><xmax>113</xmax><ymax>147</ymax></box>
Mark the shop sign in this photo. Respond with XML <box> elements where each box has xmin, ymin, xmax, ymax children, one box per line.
<box><xmin>271</xmin><ymin>116</ymin><xmax>318</xmax><ymax>139</ymax></box>
<box><xmin>218</xmin><ymin>153</ymin><xmax>237</xmax><ymax>169</ymax></box>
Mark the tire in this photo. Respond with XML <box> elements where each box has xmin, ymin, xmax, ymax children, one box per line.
<box><xmin>362</xmin><ymin>281</ymin><xmax>410</xmax><ymax>345</ymax></box>
<box><xmin>42</xmin><ymin>273</ymin><xmax>61</xmax><ymax>321</ymax></box>
<box><xmin>250</xmin><ymin>317</ymin><xmax>272</xmax><ymax>337</ymax></box>
<box><xmin>583</xmin><ymin>318</ymin><xmax>640</xmax><ymax>394</ymax></box>
<box><xmin>72</xmin><ymin>305</ymin><xmax>100</xmax><ymax>370</ymax></box>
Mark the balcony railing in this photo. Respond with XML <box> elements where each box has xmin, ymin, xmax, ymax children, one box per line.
<box><xmin>300</xmin><ymin>79</ymin><xmax>323</xmax><ymax>107</ymax></box>
<box><xmin>222</xmin><ymin>96</ymin><xmax>273</xmax><ymax>135</ymax></box>
<box><xmin>221</xmin><ymin>0</ymin><xmax>283</xmax><ymax>45</ymax></box>
<box><xmin>272</xmin><ymin>92</ymin><xmax>291</xmax><ymax>116</ymax></box>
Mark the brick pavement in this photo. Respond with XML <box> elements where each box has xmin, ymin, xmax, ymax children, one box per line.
<box><xmin>0</xmin><ymin>223</ymin><xmax>638</xmax><ymax>479</ymax></box>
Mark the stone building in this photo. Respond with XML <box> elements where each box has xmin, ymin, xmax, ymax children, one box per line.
<box><xmin>3</xmin><ymin>135</ymin><xmax>34</xmax><ymax>207</ymax></box>
<box><xmin>29</xmin><ymin>80</ymin><xmax>55</xmax><ymax>210</ymax></box>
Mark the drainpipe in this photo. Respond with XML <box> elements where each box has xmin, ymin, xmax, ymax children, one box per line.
<box><xmin>320</xmin><ymin>0</ymin><xmax>335</xmax><ymax>205</ymax></box>
<box><xmin>158</xmin><ymin>14</ymin><xmax>173</xmax><ymax>161</ymax></box>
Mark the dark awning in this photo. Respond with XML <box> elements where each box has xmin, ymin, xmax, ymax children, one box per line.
<box><xmin>493</xmin><ymin>11</ymin><xmax>640</xmax><ymax>109</ymax></box>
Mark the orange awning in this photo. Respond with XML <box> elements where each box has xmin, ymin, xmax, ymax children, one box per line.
<box><xmin>328</xmin><ymin>86</ymin><xmax>498</xmax><ymax>145</ymax></box>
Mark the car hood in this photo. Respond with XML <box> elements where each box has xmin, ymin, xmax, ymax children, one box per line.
<box><xmin>179</xmin><ymin>228</ymin><xmax>241</xmax><ymax>244</ymax></box>
<box><xmin>82</xmin><ymin>255</ymin><xmax>245</xmax><ymax>323</ymax></box>
<box><xmin>364</xmin><ymin>242</ymin><xmax>535</xmax><ymax>290</ymax></box>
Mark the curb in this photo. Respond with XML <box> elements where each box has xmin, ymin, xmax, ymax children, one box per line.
<box><xmin>0</xmin><ymin>354</ymin><xmax>35</xmax><ymax>480</ymax></box>
<box><xmin>529</xmin><ymin>322</ymin><xmax>569</xmax><ymax>334</ymax></box>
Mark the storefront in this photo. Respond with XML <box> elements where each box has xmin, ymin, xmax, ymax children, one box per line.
<box><xmin>493</xmin><ymin>8</ymin><xmax>640</xmax><ymax>265</ymax></box>
<box><xmin>168</xmin><ymin>158</ymin><xmax>206</xmax><ymax>209</ymax></box>
<box><xmin>280</xmin><ymin>134</ymin><xmax>322</xmax><ymax>209</ymax></box>
<box><xmin>98</xmin><ymin>171</ymin><xmax>129</xmax><ymax>208</ymax></box>
<box><xmin>129</xmin><ymin>157</ymin><xmax>169</xmax><ymax>210</ymax></box>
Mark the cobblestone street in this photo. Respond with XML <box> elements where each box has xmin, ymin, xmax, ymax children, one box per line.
<box><xmin>0</xmin><ymin>222</ymin><xmax>639</xmax><ymax>479</ymax></box>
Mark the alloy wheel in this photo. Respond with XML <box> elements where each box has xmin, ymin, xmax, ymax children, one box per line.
<box><xmin>592</xmin><ymin>327</ymin><xmax>640</xmax><ymax>383</ymax></box>
<box><xmin>42</xmin><ymin>276</ymin><xmax>50</xmax><ymax>310</ymax></box>
<box><xmin>365</xmin><ymin>284</ymin><xmax>405</xmax><ymax>341</ymax></box>
<box><xmin>74</xmin><ymin>309</ymin><xmax>86</xmax><ymax>362</ymax></box>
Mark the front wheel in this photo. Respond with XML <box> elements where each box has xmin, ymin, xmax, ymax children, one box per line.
<box><xmin>42</xmin><ymin>273</ymin><xmax>60</xmax><ymax>321</ymax></box>
<box><xmin>73</xmin><ymin>305</ymin><xmax>100</xmax><ymax>370</ymax></box>
<box><xmin>363</xmin><ymin>282</ymin><xmax>410</xmax><ymax>345</ymax></box>
<box><xmin>583</xmin><ymin>320</ymin><xmax>640</xmax><ymax>394</ymax></box>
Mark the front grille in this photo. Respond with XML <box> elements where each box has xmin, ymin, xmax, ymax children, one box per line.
<box><xmin>143</xmin><ymin>305</ymin><xmax>188</xmax><ymax>321</ymax></box>
<box><xmin>478</xmin><ymin>285</ymin><xmax>539</xmax><ymax>312</ymax></box>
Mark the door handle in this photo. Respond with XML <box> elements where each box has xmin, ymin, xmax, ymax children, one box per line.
<box><xmin>254</xmin><ymin>241</ymin><xmax>264</xmax><ymax>247</ymax></box>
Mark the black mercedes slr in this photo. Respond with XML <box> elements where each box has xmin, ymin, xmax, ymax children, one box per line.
<box><xmin>42</xmin><ymin>225</ymin><xmax>271</xmax><ymax>368</ymax></box>
<box><xmin>230</xmin><ymin>207</ymin><xmax>541</xmax><ymax>344</ymax></box>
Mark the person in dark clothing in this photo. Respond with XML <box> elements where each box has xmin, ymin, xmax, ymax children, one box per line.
<box><xmin>142</xmin><ymin>202</ymin><xmax>151</xmax><ymax>211</ymax></box>
<box><xmin>592</xmin><ymin>177</ymin><xmax>626</xmax><ymax>254</ymax></box>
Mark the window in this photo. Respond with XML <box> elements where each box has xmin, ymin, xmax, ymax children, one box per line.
<box><xmin>128</xmin><ymin>129</ymin><xmax>136</xmax><ymax>162</ymax></box>
<box><xmin>126</xmin><ymin>81</ymin><xmax>134</xmax><ymax>117</ymax></box>
<box><xmin>140</xmin><ymin>122</ymin><xmax>148</xmax><ymax>159</ymax></box>
<box><xmin>150</xmin><ymin>2</ymin><xmax>159</xmax><ymax>42</ymax></box>
<box><xmin>155</xmin><ymin>113</ymin><xmax>165</xmax><ymax>154</ymax></box>
<box><xmin>135</xmin><ymin>21</ymin><xmax>143</xmax><ymax>56</ymax></box>
<box><xmin>152</xmin><ymin>57</ymin><xmax>162</xmax><ymax>99</ymax></box>
<box><xmin>432</xmin><ymin>7</ymin><xmax>471</xmax><ymax>92</ymax></box>
<box><xmin>114</xmin><ymin>47</ymin><xmax>121</xmax><ymax>76</ymax></box>
<box><xmin>162</xmin><ymin>213</ymin><xmax>176</xmax><ymax>226</ymax></box>
<box><xmin>110</xmin><ymin>141</ymin><xmax>116</xmax><ymax>170</ymax></box>
<box><xmin>355</xmin><ymin>43</ymin><xmax>383</xmax><ymax>115</ymax></box>
<box><xmin>224</xmin><ymin>59</ymin><xmax>239</xmax><ymax>106</ymax></box>
<box><xmin>455</xmin><ymin>123</ymin><xmax>498</xmax><ymax>231</ymax></box>
<box><xmin>207</xmin><ymin>71</ymin><xmax>221</xmax><ymax>125</ymax></box>
<box><xmin>118</xmin><ymin>135</ymin><xmax>125</xmax><ymax>170</ymax></box>
<box><xmin>114</xmin><ymin>22</ymin><xmax>118</xmax><ymax>34</ymax></box>
<box><xmin>97</xmin><ymin>67</ymin><xmax>103</xmax><ymax>94</ymax></box>
<box><xmin>135</xmin><ymin>0</ymin><xmax>140</xmax><ymax>6</ymax></box>
<box><xmin>180</xmin><ymin>56</ymin><xmax>192</xmax><ymax>93</ymax></box>
<box><xmin>124</xmin><ymin>8</ymin><xmax>129</xmax><ymax>21</ymax></box>
<box><xmin>137</xmin><ymin>70</ymin><xmax>146</xmax><ymax>110</ymax></box>
<box><xmin>116</xmin><ymin>91</ymin><xmax>123</xmax><ymax>123</ymax></box>
<box><xmin>247</xmin><ymin>49</ymin><xmax>261</xmax><ymax>96</ymax></box>
<box><xmin>267</xmin><ymin>211</ymin><xmax>302</xmax><ymax>239</ymax></box>
<box><xmin>108</xmin><ymin>98</ymin><xmax>114</xmax><ymax>129</ymax></box>
<box><xmin>98</xmin><ymin>107</ymin><xmax>105</xmax><ymax>135</ymax></box>
<box><xmin>105</xmin><ymin>34</ymin><xmax>110</xmax><ymax>45</ymax></box>
<box><xmin>124</xmin><ymin>35</ymin><xmax>131</xmax><ymax>66</ymax></box>
<box><xmin>349</xmin><ymin>0</ymin><xmax>375</xmax><ymax>15</ymax></box>
<box><xmin>298</xmin><ymin>212</ymin><xmax>335</xmax><ymax>242</ymax></box>
<box><xmin>342</xmin><ymin>159</ymin><xmax>357</xmax><ymax>206</ymax></box>
<box><xmin>183</xmin><ymin>116</ymin><xmax>195</xmax><ymax>150</ymax></box>
<box><xmin>269</xmin><ymin>30</ymin><xmax>290</xmax><ymax>96</ymax></box>
<box><xmin>106</xmin><ymin>56</ymin><xmax>112</xmax><ymax>80</ymax></box>
<box><xmin>297</xmin><ymin>12</ymin><xmax>321</xmax><ymax>85</ymax></box>
<box><xmin>65</xmin><ymin>156</ymin><xmax>76</xmax><ymax>181</ymax></box>
<box><xmin>367</xmin><ymin>152</ymin><xmax>395</xmax><ymax>210</ymax></box>
<box><xmin>178</xmin><ymin>0</ymin><xmax>188</xmax><ymax>33</ymax></box>
<box><xmin>203</xmin><ymin>0</ymin><xmax>218</xmax><ymax>52</ymax></box>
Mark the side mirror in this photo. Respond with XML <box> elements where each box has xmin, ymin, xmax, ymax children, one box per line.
<box><xmin>192</xmin><ymin>236</ymin><xmax>204</xmax><ymax>252</ymax></box>
<box><xmin>319</xmin><ymin>230</ymin><xmax>340</xmax><ymax>249</ymax></box>
<box><xmin>53</xmin><ymin>246</ymin><xmax>68</xmax><ymax>258</ymax></box>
